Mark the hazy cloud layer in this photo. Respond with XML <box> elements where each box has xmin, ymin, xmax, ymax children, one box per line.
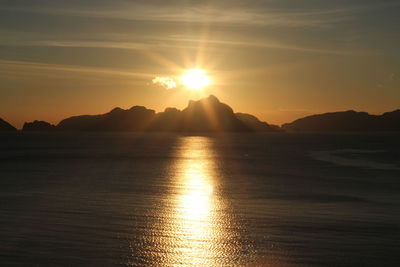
<box><xmin>0</xmin><ymin>0</ymin><xmax>399</xmax><ymax>127</ymax></box>
<box><xmin>1</xmin><ymin>0</ymin><xmax>398</xmax><ymax>60</ymax></box>
<box><xmin>0</xmin><ymin>59</ymin><xmax>154</xmax><ymax>78</ymax></box>
<box><xmin>2</xmin><ymin>2</ymin><xmax>398</xmax><ymax>29</ymax></box>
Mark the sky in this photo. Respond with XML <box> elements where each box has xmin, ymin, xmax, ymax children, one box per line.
<box><xmin>1</xmin><ymin>0</ymin><xmax>399</xmax><ymax>128</ymax></box>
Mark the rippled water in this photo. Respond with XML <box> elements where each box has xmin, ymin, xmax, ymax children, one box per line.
<box><xmin>0</xmin><ymin>133</ymin><xmax>399</xmax><ymax>266</ymax></box>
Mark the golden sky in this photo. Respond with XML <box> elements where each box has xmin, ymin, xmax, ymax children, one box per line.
<box><xmin>0</xmin><ymin>0</ymin><xmax>399</xmax><ymax>128</ymax></box>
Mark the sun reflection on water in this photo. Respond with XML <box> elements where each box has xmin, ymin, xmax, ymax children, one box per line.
<box><xmin>169</xmin><ymin>136</ymin><xmax>221</xmax><ymax>265</ymax></box>
<box><xmin>128</xmin><ymin>136</ymin><xmax>249</xmax><ymax>266</ymax></box>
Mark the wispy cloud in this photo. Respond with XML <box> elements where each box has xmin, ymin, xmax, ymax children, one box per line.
<box><xmin>0</xmin><ymin>37</ymin><xmax>360</xmax><ymax>56</ymax></box>
<box><xmin>0</xmin><ymin>4</ymin><xmax>358</xmax><ymax>28</ymax></box>
<box><xmin>6</xmin><ymin>39</ymin><xmax>199</xmax><ymax>51</ymax></box>
<box><xmin>158</xmin><ymin>36</ymin><xmax>359</xmax><ymax>55</ymax></box>
<box><xmin>2</xmin><ymin>1</ymin><xmax>399</xmax><ymax>31</ymax></box>
<box><xmin>0</xmin><ymin>59</ymin><xmax>154</xmax><ymax>78</ymax></box>
<box><xmin>1</xmin><ymin>1</ymin><xmax>396</xmax><ymax>58</ymax></box>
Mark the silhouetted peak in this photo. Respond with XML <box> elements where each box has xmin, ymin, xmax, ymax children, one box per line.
<box><xmin>164</xmin><ymin>107</ymin><xmax>180</xmax><ymax>114</ymax></box>
<box><xmin>187</xmin><ymin>95</ymin><xmax>220</xmax><ymax>108</ymax></box>
<box><xmin>236</xmin><ymin>113</ymin><xmax>282</xmax><ymax>132</ymax></box>
<box><xmin>110</xmin><ymin>107</ymin><xmax>123</xmax><ymax>114</ymax></box>
<box><xmin>0</xmin><ymin>118</ymin><xmax>17</xmax><ymax>131</ymax></box>
<box><xmin>206</xmin><ymin>94</ymin><xmax>220</xmax><ymax>103</ymax></box>
<box><xmin>129</xmin><ymin>106</ymin><xmax>152</xmax><ymax>112</ymax></box>
<box><xmin>236</xmin><ymin>113</ymin><xmax>261</xmax><ymax>122</ymax></box>
<box><xmin>23</xmin><ymin>120</ymin><xmax>56</xmax><ymax>131</ymax></box>
<box><xmin>197</xmin><ymin>94</ymin><xmax>220</xmax><ymax>106</ymax></box>
<box><xmin>347</xmin><ymin>110</ymin><xmax>369</xmax><ymax>114</ymax></box>
<box><xmin>382</xmin><ymin>109</ymin><xmax>400</xmax><ymax>116</ymax></box>
<box><xmin>180</xmin><ymin>95</ymin><xmax>250</xmax><ymax>132</ymax></box>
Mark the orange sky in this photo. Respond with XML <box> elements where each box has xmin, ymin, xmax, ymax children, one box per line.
<box><xmin>1</xmin><ymin>1</ymin><xmax>399</xmax><ymax>129</ymax></box>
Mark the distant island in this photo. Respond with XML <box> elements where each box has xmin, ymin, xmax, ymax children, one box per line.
<box><xmin>1</xmin><ymin>95</ymin><xmax>399</xmax><ymax>133</ymax></box>
<box><xmin>282</xmin><ymin>110</ymin><xmax>400</xmax><ymax>132</ymax></box>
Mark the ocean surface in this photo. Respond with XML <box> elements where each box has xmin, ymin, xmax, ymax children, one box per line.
<box><xmin>0</xmin><ymin>133</ymin><xmax>399</xmax><ymax>266</ymax></box>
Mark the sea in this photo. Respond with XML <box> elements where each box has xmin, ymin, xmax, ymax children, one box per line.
<box><xmin>0</xmin><ymin>132</ymin><xmax>399</xmax><ymax>266</ymax></box>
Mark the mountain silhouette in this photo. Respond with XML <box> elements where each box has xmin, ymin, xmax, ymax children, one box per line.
<box><xmin>148</xmin><ymin>107</ymin><xmax>182</xmax><ymax>132</ymax></box>
<box><xmin>180</xmin><ymin>95</ymin><xmax>248</xmax><ymax>132</ymax></box>
<box><xmin>58</xmin><ymin>106</ymin><xmax>155</xmax><ymax>131</ymax></box>
<box><xmin>235</xmin><ymin>113</ymin><xmax>282</xmax><ymax>132</ymax></box>
<box><xmin>55</xmin><ymin>95</ymin><xmax>276</xmax><ymax>132</ymax></box>
<box><xmin>0</xmin><ymin>118</ymin><xmax>17</xmax><ymax>131</ymax></box>
<box><xmin>23</xmin><ymin>120</ymin><xmax>57</xmax><ymax>131</ymax></box>
<box><xmin>282</xmin><ymin>110</ymin><xmax>400</xmax><ymax>132</ymax></box>
<box><xmin>10</xmin><ymin>96</ymin><xmax>400</xmax><ymax>132</ymax></box>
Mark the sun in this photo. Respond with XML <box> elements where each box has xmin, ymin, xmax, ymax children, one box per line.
<box><xmin>180</xmin><ymin>69</ymin><xmax>211</xmax><ymax>90</ymax></box>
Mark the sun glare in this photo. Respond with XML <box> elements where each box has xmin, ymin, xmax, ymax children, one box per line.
<box><xmin>181</xmin><ymin>69</ymin><xmax>211</xmax><ymax>90</ymax></box>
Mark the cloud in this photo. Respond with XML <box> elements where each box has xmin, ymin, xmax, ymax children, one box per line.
<box><xmin>0</xmin><ymin>36</ymin><xmax>360</xmax><ymax>56</ymax></box>
<box><xmin>152</xmin><ymin>76</ymin><xmax>177</xmax><ymax>89</ymax></box>
<box><xmin>0</xmin><ymin>59</ymin><xmax>154</xmax><ymax>78</ymax></box>
<box><xmin>0</xmin><ymin>2</ymin><xmax>373</xmax><ymax>28</ymax></box>
<box><xmin>3</xmin><ymin>1</ymin><xmax>399</xmax><ymax>30</ymax></box>
<box><xmin>159</xmin><ymin>36</ymin><xmax>356</xmax><ymax>55</ymax></box>
<box><xmin>7</xmin><ymin>39</ymin><xmax>198</xmax><ymax>51</ymax></box>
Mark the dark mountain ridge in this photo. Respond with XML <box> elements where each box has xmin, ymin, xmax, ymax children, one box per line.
<box><xmin>0</xmin><ymin>118</ymin><xmax>17</xmax><ymax>131</ymax></box>
<box><xmin>235</xmin><ymin>113</ymin><xmax>281</xmax><ymax>132</ymax></box>
<box><xmin>56</xmin><ymin>95</ymin><xmax>279</xmax><ymax>132</ymax></box>
<box><xmin>179</xmin><ymin>95</ymin><xmax>248</xmax><ymax>132</ymax></box>
<box><xmin>282</xmin><ymin>109</ymin><xmax>400</xmax><ymax>132</ymax></box>
<box><xmin>58</xmin><ymin>106</ymin><xmax>155</xmax><ymax>131</ymax></box>
<box><xmin>22</xmin><ymin>120</ymin><xmax>57</xmax><ymax>131</ymax></box>
<box><xmin>3</xmin><ymin>96</ymin><xmax>400</xmax><ymax>132</ymax></box>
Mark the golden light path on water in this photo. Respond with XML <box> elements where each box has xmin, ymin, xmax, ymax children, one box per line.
<box><xmin>171</xmin><ymin>137</ymin><xmax>217</xmax><ymax>264</ymax></box>
<box><xmin>171</xmin><ymin>137</ymin><xmax>216</xmax><ymax>265</ymax></box>
<box><xmin>128</xmin><ymin>136</ymin><xmax>253</xmax><ymax>266</ymax></box>
<box><xmin>148</xmin><ymin>135</ymin><xmax>251</xmax><ymax>266</ymax></box>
